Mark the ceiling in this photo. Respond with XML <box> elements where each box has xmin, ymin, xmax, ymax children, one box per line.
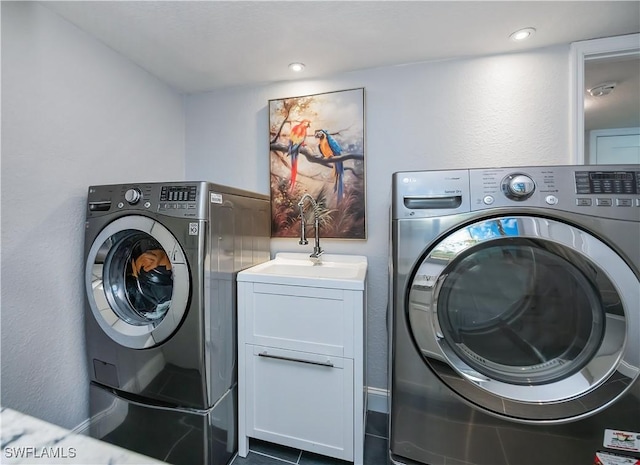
<box><xmin>41</xmin><ymin>1</ymin><xmax>640</xmax><ymax>95</ymax></box>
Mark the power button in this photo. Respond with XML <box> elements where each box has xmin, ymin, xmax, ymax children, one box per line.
<box><xmin>545</xmin><ymin>195</ymin><xmax>558</xmax><ymax>205</ymax></box>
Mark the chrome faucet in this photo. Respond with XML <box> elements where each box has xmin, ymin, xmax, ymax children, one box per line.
<box><xmin>297</xmin><ymin>193</ymin><xmax>323</xmax><ymax>262</ymax></box>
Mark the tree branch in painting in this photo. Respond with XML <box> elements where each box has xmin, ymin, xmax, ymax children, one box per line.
<box><xmin>270</xmin><ymin>142</ymin><xmax>363</xmax><ymax>166</ymax></box>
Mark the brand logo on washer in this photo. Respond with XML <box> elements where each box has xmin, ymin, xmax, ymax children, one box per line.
<box><xmin>189</xmin><ymin>223</ymin><xmax>199</xmax><ymax>235</ymax></box>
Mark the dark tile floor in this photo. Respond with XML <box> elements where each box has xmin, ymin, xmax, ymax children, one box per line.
<box><xmin>231</xmin><ymin>411</ymin><xmax>389</xmax><ymax>465</ymax></box>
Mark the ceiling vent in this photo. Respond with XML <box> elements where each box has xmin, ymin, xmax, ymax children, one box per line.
<box><xmin>588</xmin><ymin>81</ymin><xmax>617</xmax><ymax>97</ymax></box>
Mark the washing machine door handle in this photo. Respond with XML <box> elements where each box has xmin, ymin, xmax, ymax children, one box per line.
<box><xmin>430</xmin><ymin>273</ymin><xmax>448</xmax><ymax>339</ymax></box>
<box><xmin>423</xmin><ymin>273</ymin><xmax>491</xmax><ymax>384</ymax></box>
<box><xmin>456</xmin><ymin>368</ymin><xmax>490</xmax><ymax>383</ymax></box>
<box><xmin>438</xmin><ymin>346</ymin><xmax>491</xmax><ymax>383</ymax></box>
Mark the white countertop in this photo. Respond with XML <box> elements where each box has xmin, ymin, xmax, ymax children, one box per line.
<box><xmin>238</xmin><ymin>252</ymin><xmax>368</xmax><ymax>290</ymax></box>
<box><xmin>0</xmin><ymin>407</ymin><xmax>166</xmax><ymax>464</ymax></box>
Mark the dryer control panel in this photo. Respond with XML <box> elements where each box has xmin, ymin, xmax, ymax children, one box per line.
<box><xmin>393</xmin><ymin>165</ymin><xmax>640</xmax><ymax>222</ymax></box>
<box><xmin>469</xmin><ymin>165</ymin><xmax>640</xmax><ymax>221</ymax></box>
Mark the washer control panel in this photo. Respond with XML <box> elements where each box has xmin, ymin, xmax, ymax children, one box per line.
<box><xmin>87</xmin><ymin>182</ymin><xmax>208</xmax><ymax>219</ymax></box>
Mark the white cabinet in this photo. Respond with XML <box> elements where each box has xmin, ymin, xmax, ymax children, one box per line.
<box><xmin>244</xmin><ymin>345</ymin><xmax>354</xmax><ymax>459</ymax></box>
<box><xmin>237</xmin><ymin>257</ymin><xmax>367</xmax><ymax>464</ymax></box>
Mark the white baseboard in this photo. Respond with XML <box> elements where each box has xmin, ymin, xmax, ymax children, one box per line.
<box><xmin>367</xmin><ymin>387</ymin><xmax>389</xmax><ymax>414</ymax></box>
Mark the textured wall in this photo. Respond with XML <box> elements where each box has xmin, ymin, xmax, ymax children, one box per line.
<box><xmin>0</xmin><ymin>1</ymin><xmax>573</xmax><ymax>428</ymax></box>
<box><xmin>1</xmin><ymin>2</ymin><xmax>185</xmax><ymax>429</ymax></box>
<box><xmin>185</xmin><ymin>46</ymin><xmax>571</xmax><ymax>391</ymax></box>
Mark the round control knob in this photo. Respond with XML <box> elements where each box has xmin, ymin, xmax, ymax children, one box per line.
<box><xmin>502</xmin><ymin>174</ymin><xmax>535</xmax><ymax>201</ymax></box>
<box><xmin>124</xmin><ymin>188</ymin><xmax>142</xmax><ymax>204</ymax></box>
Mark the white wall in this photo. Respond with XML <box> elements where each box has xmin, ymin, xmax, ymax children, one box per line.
<box><xmin>0</xmin><ymin>0</ymin><xmax>574</xmax><ymax>425</ymax></box>
<box><xmin>1</xmin><ymin>2</ymin><xmax>185</xmax><ymax>429</ymax></box>
<box><xmin>186</xmin><ymin>46</ymin><xmax>571</xmax><ymax>391</ymax></box>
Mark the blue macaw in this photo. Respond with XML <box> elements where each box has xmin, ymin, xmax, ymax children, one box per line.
<box><xmin>314</xmin><ymin>129</ymin><xmax>344</xmax><ymax>203</ymax></box>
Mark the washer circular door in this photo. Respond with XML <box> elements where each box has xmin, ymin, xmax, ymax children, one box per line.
<box><xmin>407</xmin><ymin>215</ymin><xmax>640</xmax><ymax>422</ymax></box>
<box><xmin>86</xmin><ymin>215</ymin><xmax>190</xmax><ymax>349</ymax></box>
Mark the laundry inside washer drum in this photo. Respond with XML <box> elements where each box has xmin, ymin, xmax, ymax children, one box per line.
<box><xmin>127</xmin><ymin>264</ymin><xmax>173</xmax><ymax>315</ymax></box>
<box><xmin>126</xmin><ymin>240</ymin><xmax>173</xmax><ymax>320</ymax></box>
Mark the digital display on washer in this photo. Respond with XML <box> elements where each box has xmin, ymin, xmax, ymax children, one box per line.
<box><xmin>161</xmin><ymin>185</ymin><xmax>197</xmax><ymax>202</ymax></box>
<box><xmin>589</xmin><ymin>172</ymin><xmax>635</xmax><ymax>182</ymax></box>
<box><xmin>575</xmin><ymin>171</ymin><xmax>639</xmax><ymax>194</ymax></box>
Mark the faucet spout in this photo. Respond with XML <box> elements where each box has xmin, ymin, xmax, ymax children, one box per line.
<box><xmin>297</xmin><ymin>194</ymin><xmax>324</xmax><ymax>262</ymax></box>
<box><xmin>297</xmin><ymin>201</ymin><xmax>309</xmax><ymax>246</ymax></box>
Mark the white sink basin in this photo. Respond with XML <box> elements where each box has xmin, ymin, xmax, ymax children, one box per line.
<box><xmin>238</xmin><ymin>253</ymin><xmax>367</xmax><ymax>290</ymax></box>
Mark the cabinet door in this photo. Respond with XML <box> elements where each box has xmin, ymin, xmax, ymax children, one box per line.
<box><xmin>244</xmin><ymin>283</ymin><xmax>354</xmax><ymax>357</ymax></box>
<box><xmin>245</xmin><ymin>345</ymin><xmax>354</xmax><ymax>461</ymax></box>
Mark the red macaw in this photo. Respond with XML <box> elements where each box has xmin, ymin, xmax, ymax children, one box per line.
<box><xmin>314</xmin><ymin>129</ymin><xmax>344</xmax><ymax>203</ymax></box>
<box><xmin>288</xmin><ymin>119</ymin><xmax>311</xmax><ymax>191</ymax></box>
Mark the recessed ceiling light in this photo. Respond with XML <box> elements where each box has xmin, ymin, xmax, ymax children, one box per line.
<box><xmin>288</xmin><ymin>62</ymin><xmax>305</xmax><ymax>72</ymax></box>
<box><xmin>509</xmin><ymin>27</ymin><xmax>536</xmax><ymax>41</ymax></box>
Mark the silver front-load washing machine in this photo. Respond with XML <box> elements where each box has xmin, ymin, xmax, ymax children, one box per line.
<box><xmin>84</xmin><ymin>182</ymin><xmax>270</xmax><ymax>465</ymax></box>
<box><xmin>390</xmin><ymin>165</ymin><xmax>640</xmax><ymax>465</ymax></box>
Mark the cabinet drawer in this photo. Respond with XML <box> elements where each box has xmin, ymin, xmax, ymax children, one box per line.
<box><xmin>241</xmin><ymin>283</ymin><xmax>358</xmax><ymax>357</ymax></box>
<box><xmin>245</xmin><ymin>345</ymin><xmax>354</xmax><ymax>461</ymax></box>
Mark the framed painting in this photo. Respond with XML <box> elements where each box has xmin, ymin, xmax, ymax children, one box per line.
<box><xmin>269</xmin><ymin>88</ymin><xmax>365</xmax><ymax>239</ymax></box>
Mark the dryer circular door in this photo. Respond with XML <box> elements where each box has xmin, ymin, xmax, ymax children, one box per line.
<box><xmin>407</xmin><ymin>215</ymin><xmax>640</xmax><ymax>422</ymax></box>
<box><xmin>85</xmin><ymin>215</ymin><xmax>190</xmax><ymax>349</ymax></box>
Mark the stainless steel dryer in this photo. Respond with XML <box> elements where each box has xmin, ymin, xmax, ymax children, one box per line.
<box><xmin>84</xmin><ymin>182</ymin><xmax>270</xmax><ymax>465</ymax></box>
<box><xmin>390</xmin><ymin>165</ymin><xmax>640</xmax><ymax>465</ymax></box>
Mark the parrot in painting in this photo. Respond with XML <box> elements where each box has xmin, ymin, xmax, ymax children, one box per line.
<box><xmin>288</xmin><ymin>119</ymin><xmax>311</xmax><ymax>191</ymax></box>
<box><xmin>314</xmin><ymin>129</ymin><xmax>344</xmax><ymax>203</ymax></box>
